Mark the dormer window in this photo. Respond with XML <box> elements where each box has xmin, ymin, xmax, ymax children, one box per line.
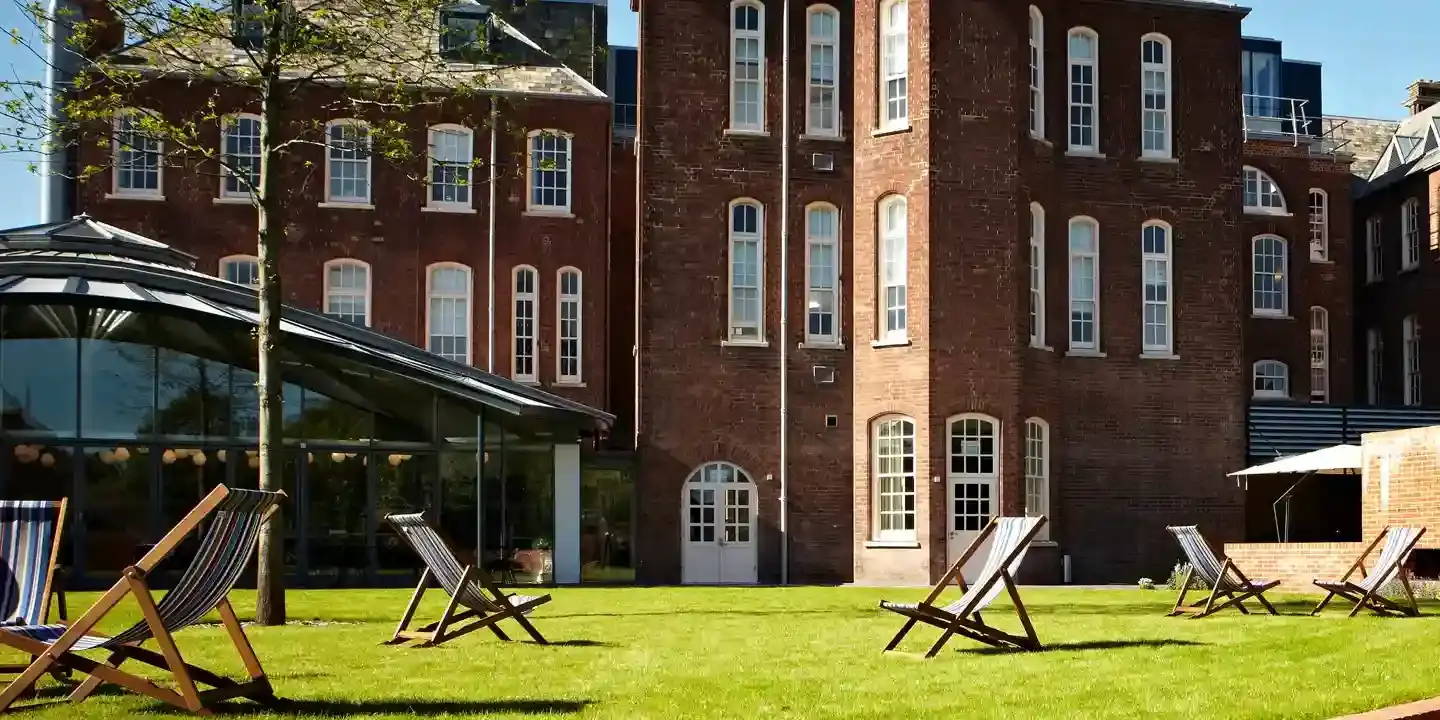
<box><xmin>440</xmin><ymin>6</ymin><xmax>492</xmax><ymax>59</ymax></box>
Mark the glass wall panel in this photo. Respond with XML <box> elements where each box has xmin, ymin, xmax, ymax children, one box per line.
<box><xmin>375</xmin><ymin>453</ymin><xmax>435</xmax><ymax>578</ymax></box>
<box><xmin>481</xmin><ymin>431</ymin><xmax>554</xmax><ymax>586</ymax></box>
<box><xmin>154</xmin><ymin>446</ymin><xmax>228</xmax><ymax>577</ymax></box>
<box><xmin>156</xmin><ymin>350</ymin><xmax>230</xmax><ymax>439</ymax></box>
<box><xmin>581</xmin><ymin>465</ymin><xmax>634</xmax><ymax>583</ymax></box>
<box><xmin>79</xmin><ymin>311</ymin><xmax>157</xmax><ymax>440</ymax></box>
<box><xmin>438</xmin><ymin>449</ymin><xmax>480</xmax><ymax>565</ymax></box>
<box><xmin>0</xmin><ymin>442</ymin><xmax>76</xmax><ymax>574</ymax></box>
<box><xmin>0</xmin><ymin>305</ymin><xmax>79</xmax><ymax>437</ymax></box>
<box><xmin>292</xmin><ymin>389</ymin><xmax>373</xmax><ymax>443</ymax></box>
<box><xmin>304</xmin><ymin>452</ymin><xmax>369</xmax><ymax>587</ymax></box>
<box><xmin>231</xmin><ymin>447</ymin><xmax>301</xmax><ymax>581</ymax></box>
<box><xmin>231</xmin><ymin>369</ymin><xmax>303</xmax><ymax>440</ymax></box>
<box><xmin>80</xmin><ymin>445</ymin><xmax>150</xmax><ymax>577</ymax></box>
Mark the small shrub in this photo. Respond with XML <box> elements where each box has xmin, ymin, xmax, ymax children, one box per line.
<box><xmin>1137</xmin><ymin>577</ymin><xmax>1156</xmax><ymax>590</ymax></box>
<box><xmin>1166</xmin><ymin>562</ymin><xmax>1207</xmax><ymax>591</ymax></box>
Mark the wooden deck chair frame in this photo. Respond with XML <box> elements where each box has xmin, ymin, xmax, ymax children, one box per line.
<box><xmin>385</xmin><ymin>514</ymin><xmax>550</xmax><ymax>648</ymax></box>
<box><xmin>0</xmin><ymin>485</ymin><xmax>284</xmax><ymax>715</ymax></box>
<box><xmin>1312</xmin><ymin>526</ymin><xmax>1427</xmax><ymax>618</ymax></box>
<box><xmin>0</xmin><ymin>499</ymin><xmax>70</xmax><ymax>680</ymax></box>
<box><xmin>1168</xmin><ymin>560</ymin><xmax>1279</xmax><ymax>619</ymax></box>
<box><xmin>883</xmin><ymin>516</ymin><xmax>1047</xmax><ymax>658</ymax></box>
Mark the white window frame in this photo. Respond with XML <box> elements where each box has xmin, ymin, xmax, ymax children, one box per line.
<box><xmin>806</xmin><ymin>5</ymin><xmax>840</xmax><ymax>138</ymax></box>
<box><xmin>112</xmin><ymin>108</ymin><xmax>164</xmax><ymax>198</ymax></box>
<box><xmin>322</xmin><ymin>259</ymin><xmax>371</xmax><ymax>327</ymax></box>
<box><xmin>1367</xmin><ymin>215</ymin><xmax>1383</xmax><ymax>283</ymax></box>
<box><xmin>1368</xmin><ymin>327</ymin><xmax>1383</xmax><ymax>405</ymax></box>
<box><xmin>427</xmin><ymin>124</ymin><xmax>474</xmax><ymax>211</ymax></box>
<box><xmin>730</xmin><ymin>0</ymin><xmax>765</xmax><ymax>133</ymax></box>
<box><xmin>879</xmin><ymin>0</ymin><xmax>908</xmax><ymax>130</ymax></box>
<box><xmin>426</xmin><ymin>263</ymin><xmax>473</xmax><ymax>365</ymax></box>
<box><xmin>1252</xmin><ymin>360</ymin><xmax>1289</xmax><ymax>400</ymax></box>
<box><xmin>1028</xmin><ymin>6</ymin><xmax>1044</xmax><ymax>139</ymax></box>
<box><xmin>804</xmin><ymin>202</ymin><xmax>841</xmax><ymax>346</ymax></box>
<box><xmin>1405</xmin><ymin>314</ymin><xmax>1422</xmax><ymax>406</ymax></box>
<box><xmin>557</xmin><ymin>267</ymin><xmax>583</xmax><ymax>384</ymax></box>
<box><xmin>1310</xmin><ymin>306</ymin><xmax>1328</xmax><ymax>403</ymax></box>
<box><xmin>219</xmin><ymin>255</ymin><xmax>260</xmax><ymax>287</ymax></box>
<box><xmin>1308</xmin><ymin>189</ymin><xmax>1328</xmax><ymax>262</ymax></box>
<box><xmin>1024</xmin><ymin>417</ymin><xmax>1049</xmax><ymax>541</ymax></box>
<box><xmin>526</xmin><ymin>129</ymin><xmax>573</xmax><ymax>215</ymax></box>
<box><xmin>1251</xmin><ymin>234</ymin><xmax>1288</xmax><ymax>317</ymax></box>
<box><xmin>323</xmin><ymin>119</ymin><xmax>372</xmax><ymax>206</ymax></box>
<box><xmin>1140</xmin><ymin>33</ymin><xmax>1171</xmax><ymax>159</ymax></box>
<box><xmin>878</xmin><ymin>195</ymin><xmax>908</xmax><ymax>342</ymax></box>
<box><xmin>512</xmin><ymin>265</ymin><xmax>539</xmax><ymax>382</ymax></box>
<box><xmin>1141</xmin><ymin>221</ymin><xmax>1172</xmax><ymax>355</ymax></box>
<box><xmin>1067</xmin><ymin>27</ymin><xmax>1099</xmax><ymax>154</ymax></box>
<box><xmin>1029</xmin><ymin>202</ymin><xmax>1046</xmax><ymax>348</ymax></box>
<box><xmin>1067</xmin><ymin>216</ymin><xmax>1100</xmax><ymax>351</ymax></box>
<box><xmin>1403</xmin><ymin>197</ymin><xmax>1421</xmax><ymax>271</ymax></box>
<box><xmin>219</xmin><ymin>113</ymin><xmax>261</xmax><ymax>200</ymax></box>
<box><xmin>727</xmin><ymin>199</ymin><xmax>766</xmax><ymax>345</ymax></box>
<box><xmin>872</xmin><ymin>415</ymin><xmax>917</xmax><ymax>542</ymax></box>
<box><xmin>1242</xmin><ymin>166</ymin><xmax>1286</xmax><ymax>215</ymax></box>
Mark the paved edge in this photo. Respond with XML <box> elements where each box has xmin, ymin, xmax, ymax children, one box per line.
<box><xmin>1335</xmin><ymin>698</ymin><xmax>1440</xmax><ymax>720</ymax></box>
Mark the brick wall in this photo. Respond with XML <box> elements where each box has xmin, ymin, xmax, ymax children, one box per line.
<box><xmin>1355</xmin><ymin>171</ymin><xmax>1435</xmax><ymax>406</ymax></box>
<box><xmin>1361</xmin><ymin>425</ymin><xmax>1440</xmax><ymax>543</ymax></box>
<box><xmin>1223</xmin><ymin>541</ymin><xmax>1362</xmax><ymax>592</ymax></box>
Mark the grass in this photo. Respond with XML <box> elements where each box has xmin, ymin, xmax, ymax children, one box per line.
<box><xmin>6</xmin><ymin>586</ymin><xmax>1440</xmax><ymax>718</ymax></box>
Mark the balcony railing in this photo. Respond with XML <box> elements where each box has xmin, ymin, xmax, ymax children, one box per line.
<box><xmin>1242</xmin><ymin>94</ymin><xmax>1315</xmax><ymax>146</ymax></box>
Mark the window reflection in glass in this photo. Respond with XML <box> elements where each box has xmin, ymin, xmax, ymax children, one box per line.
<box><xmin>305</xmin><ymin>452</ymin><xmax>369</xmax><ymax>587</ymax></box>
<box><xmin>154</xmin><ymin>446</ymin><xmax>228</xmax><ymax>577</ymax></box>
<box><xmin>156</xmin><ymin>350</ymin><xmax>230</xmax><ymax>439</ymax></box>
<box><xmin>581</xmin><ymin>466</ymin><xmax>633</xmax><ymax>583</ymax></box>
<box><xmin>481</xmin><ymin>435</ymin><xmax>554</xmax><ymax>586</ymax></box>
<box><xmin>375</xmin><ymin>452</ymin><xmax>434</xmax><ymax>577</ymax></box>
<box><xmin>437</xmin><ymin>449</ymin><xmax>480</xmax><ymax>565</ymax></box>
<box><xmin>0</xmin><ymin>305</ymin><xmax>79</xmax><ymax>437</ymax></box>
<box><xmin>80</xmin><ymin>445</ymin><xmax>150</xmax><ymax>577</ymax></box>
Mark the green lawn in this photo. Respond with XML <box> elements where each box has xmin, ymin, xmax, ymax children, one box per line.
<box><xmin>5</xmin><ymin>586</ymin><xmax>1439</xmax><ymax>718</ymax></box>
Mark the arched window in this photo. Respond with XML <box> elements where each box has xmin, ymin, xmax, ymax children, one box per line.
<box><xmin>113</xmin><ymin>108</ymin><xmax>163</xmax><ymax>198</ymax></box>
<box><xmin>323</xmin><ymin>259</ymin><xmax>370</xmax><ymax>327</ymax></box>
<box><xmin>527</xmin><ymin>129</ymin><xmax>573</xmax><ymax>214</ymax></box>
<box><xmin>324</xmin><ymin>119</ymin><xmax>371</xmax><ymax>205</ymax></box>
<box><xmin>1252</xmin><ymin>234</ymin><xmax>1288</xmax><ymax>316</ymax></box>
<box><xmin>1029</xmin><ymin>203</ymin><xmax>1045</xmax><ymax>347</ymax></box>
<box><xmin>219</xmin><ymin>255</ymin><xmax>259</xmax><ymax>286</ymax></box>
<box><xmin>879</xmin><ymin>0</ymin><xmax>908</xmax><ymax>129</ymax></box>
<box><xmin>1405</xmin><ymin>314</ymin><xmax>1422</xmax><ymax>406</ymax></box>
<box><xmin>1366</xmin><ymin>215</ymin><xmax>1383</xmax><ymax>283</ymax></box>
<box><xmin>1308</xmin><ymin>189</ymin><xmax>1328</xmax><ymax>261</ymax></box>
<box><xmin>878</xmin><ymin>195</ymin><xmax>908</xmax><ymax>342</ymax></box>
<box><xmin>806</xmin><ymin>5</ymin><xmax>840</xmax><ymax>137</ymax></box>
<box><xmin>872</xmin><ymin>415</ymin><xmax>916</xmax><ymax>541</ymax></box>
<box><xmin>427</xmin><ymin>124</ymin><xmax>474</xmax><ymax>210</ymax></box>
<box><xmin>220</xmin><ymin>113</ymin><xmax>261</xmax><ymax>199</ymax></box>
<box><xmin>513</xmin><ymin>265</ymin><xmax>538</xmax><ymax>381</ymax></box>
<box><xmin>427</xmin><ymin>263</ymin><xmax>472</xmax><ymax>364</ymax></box>
<box><xmin>1242</xmin><ymin>166</ymin><xmax>1285</xmax><ymax>214</ymax></box>
<box><xmin>805</xmin><ymin>202</ymin><xmax>841</xmax><ymax>345</ymax></box>
<box><xmin>1252</xmin><ymin>360</ymin><xmax>1289</xmax><ymax>399</ymax></box>
<box><xmin>1066</xmin><ymin>28</ymin><xmax>1098</xmax><ymax>153</ymax></box>
<box><xmin>1028</xmin><ymin>7</ymin><xmax>1044</xmax><ymax>138</ymax></box>
<box><xmin>557</xmin><ymin>267</ymin><xmax>583</xmax><ymax>383</ymax></box>
<box><xmin>1067</xmin><ymin>217</ymin><xmax>1099</xmax><ymax>351</ymax></box>
<box><xmin>1310</xmin><ymin>306</ymin><xmax>1328</xmax><ymax>402</ymax></box>
<box><xmin>1141</xmin><ymin>221</ymin><xmax>1172</xmax><ymax>355</ymax></box>
<box><xmin>1140</xmin><ymin>34</ymin><xmax>1171</xmax><ymax>159</ymax></box>
<box><xmin>1024</xmin><ymin>418</ymin><xmax>1049</xmax><ymax>541</ymax></box>
<box><xmin>730</xmin><ymin>0</ymin><xmax>765</xmax><ymax>132</ymax></box>
<box><xmin>1402</xmin><ymin>197</ymin><xmax>1421</xmax><ymax>270</ymax></box>
<box><xmin>728</xmin><ymin>199</ymin><xmax>765</xmax><ymax>344</ymax></box>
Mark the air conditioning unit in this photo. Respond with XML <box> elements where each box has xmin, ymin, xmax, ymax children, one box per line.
<box><xmin>812</xmin><ymin>365</ymin><xmax>836</xmax><ymax>384</ymax></box>
<box><xmin>811</xmin><ymin>153</ymin><xmax>834</xmax><ymax>172</ymax></box>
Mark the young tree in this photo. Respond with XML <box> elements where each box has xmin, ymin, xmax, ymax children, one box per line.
<box><xmin>2</xmin><ymin>0</ymin><xmax>538</xmax><ymax>624</ymax></box>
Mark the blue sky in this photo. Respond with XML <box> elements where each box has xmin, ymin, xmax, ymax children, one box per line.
<box><xmin>0</xmin><ymin>0</ymin><xmax>1432</xmax><ymax>229</ymax></box>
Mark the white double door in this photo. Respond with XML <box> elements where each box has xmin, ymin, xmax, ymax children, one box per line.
<box><xmin>681</xmin><ymin>468</ymin><xmax>757</xmax><ymax>584</ymax></box>
<box><xmin>945</xmin><ymin>416</ymin><xmax>1000</xmax><ymax>582</ymax></box>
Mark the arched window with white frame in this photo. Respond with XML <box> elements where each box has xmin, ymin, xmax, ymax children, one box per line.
<box><xmin>1252</xmin><ymin>234</ymin><xmax>1288</xmax><ymax>316</ymax></box>
<box><xmin>1310</xmin><ymin>306</ymin><xmax>1329</xmax><ymax>402</ymax></box>
<box><xmin>219</xmin><ymin>255</ymin><xmax>259</xmax><ymax>287</ymax></box>
<box><xmin>1024</xmin><ymin>418</ymin><xmax>1049</xmax><ymax>541</ymax></box>
<box><xmin>1068</xmin><ymin>216</ymin><xmax>1100</xmax><ymax>351</ymax></box>
<box><xmin>513</xmin><ymin>265</ymin><xmax>538</xmax><ymax>381</ymax></box>
<box><xmin>1402</xmin><ymin>197</ymin><xmax>1421</xmax><ymax>271</ymax></box>
<box><xmin>427</xmin><ymin>124</ymin><xmax>474</xmax><ymax>210</ymax></box>
<box><xmin>427</xmin><ymin>263</ymin><xmax>472</xmax><ymax>364</ymax></box>
<box><xmin>728</xmin><ymin>199</ymin><xmax>765</xmax><ymax>344</ymax></box>
<box><xmin>879</xmin><ymin>0</ymin><xmax>908</xmax><ymax>130</ymax></box>
<box><xmin>557</xmin><ymin>267</ymin><xmax>583</xmax><ymax>384</ymax></box>
<box><xmin>1029</xmin><ymin>203</ymin><xmax>1045</xmax><ymax>347</ymax></box>
<box><xmin>1308</xmin><ymin>189</ymin><xmax>1329</xmax><ymax>261</ymax></box>
<box><xmin>324</xmin><ymin>119</ymin><xmax>371</xmax><ymax>205</ymax></box>
<box><xmin>220</xmin><ymin>113</ymin><xmax>261</xmax><ymax>199</ymax></box>
<box><xmin>113</xmin><ymin>108</ymin><xmax>163</xmax><ymax>198</ymax></box>
<box><xmin>805</xmin><ymin>202</ymin><xmax>841</xmax><ymax>345</ymax></box>
<box><xmin>730</xmin><ymin>0</ymin><xmax>765</xmax><ymax>132</ymax></box>
<box><xmin>527</xmin><ymin>129</ymin><xmax>572</xmax><ymax>214</ymax></box>
<box><xmin>1141</xmin><ymin>221</ymin><xmax>1172</xmax><ymax>355</ymax></box>
<box><xmin>323</xmin><ymin>259</ymin><xmax>370</xmax><ymax>327</ymax></box>
<box><xmin>1253</xmin><ymin>360</ymin><xmax>1289</xmax><ymax>399</ymax></box>
<box><xmin>1067</xmin><ymin>28</ymin><xmax>1098</xmax><ymax>153</ymax></box>
<box><xmin>1140</xmin><ymin>34</ymin><xmax>1171</xmax><ymax>159</ymax></box>
<box><xmin>806</xmin><ymin>5</ymin><xmax>840</xmax><ymax>137</ymax></box>
<box><xmin>1028</xmin><ymin>7</ymin><xmax>1044</xmax><ymax>138</ymax></box>
<box><xmin>878</xmin><ymin>195</ymin><xmax>907</xmax><ymax>342</ymax></box>
<box><xmin>872</xmin><ymin>415</ymin><xmax>916</xmax><ymax>541</ymax></box>
<box><xmin>1242</xmin><ymin>166</ymin><xmax>1286</xmax><ymax>214</ymax></box>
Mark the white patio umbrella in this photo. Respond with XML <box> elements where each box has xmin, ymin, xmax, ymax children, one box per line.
<box><xmin>1227</xmin><ymin>443</ymin><xmax>1362</xmax><ymax>542</ymax></box>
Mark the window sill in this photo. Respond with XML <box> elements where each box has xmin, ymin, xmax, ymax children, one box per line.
<box><xmin>721</xmin><ymin>339</ymin><xmax>770</xmax><ymax>348</ymax></box>
<box><xmin>523</xmin><ymin>209</ymin><xmax>575</xmax><ymax>219</ymax></box>
<box><xmin>1029</xmin><ymin>133</ymin><xmax>1051</xmax><ymax>147</ymax></box>
<box><xmin>1140</xmin><ymin>352</ymin><xmax>1180</xmax><ymax>361</ymax></box>
<box><xmin>799</xmin><ymin>341</ymin><xmax>846</xmax><ymax>350</ymax></box>
<box><xmin>1065</xmin><ymin>149</ymin><xmax>1107</xmax><ymax>159</ymax></box>
<box><xmin>553</xmin><ymin>381</ymin><xmax>587</xmax><ymax>388</ymax></box>
<box><xmin>213</xmin><ymin>196</ymin><xmax>251</xmax><ymax>205</ymax></box>
<box><xmin>104</xmin><ymin>193</ymin><xmax>165</xmax><ymax>202</ymax></box>
<box><xmin>318</xmin><ymin>201</ymin><xmax>375</xmax><ymax>210</ymax></box>
<box><xmin>800</xmin><ymin>133</ymin><xmax>846</xmax><ymax>143</ymax></box>
<box><xmin>723</xmin><ymin>128</ymin><xmax>770</xmax><ymax>138</ymax></box>
<box><xmin>870</xmin><ymin>338</ymin><xmax>911</xmax><ymax>349</ymax></box>
<box><xmin>872</xmin><ymin>124</ymin><xmax>911</xmax><ymax>138</ymax></box>
<box><xmin>1065</xmin><ymin>349</ymin><xmax>1107</xmax><ymax>358</ymax></box>
<box><xmin>1138</xmin><ymin>155</ymin><xmax>1179</xmax><ymax>164</ymax></box>
<box><xmin>1031</xmin><ymin>539</ymin><xmax>1059</xmax><ymax>548</ymax></box>
<box><xmin>1029</xmin><ymin>342</ymin><xmax>1054</xmax><ymax>352</ymax></box>
<box><xmin>1401</xmin><ymin>264</ymin><xmax>1420</xmax><ymax>273</ymax></box>
<box><xmin>863</xmin><ymin>540</ymin><xmax>920</xmax><ymax>549</ymax></box>
<box><xmin>423</xmin><ymin>205</ymin><xmax>477</xmax><ymax>215</ymax></box>
<box><xmin>514</xmin><ymin>378</ymin><xmax>541</xmax><ymax>386</ymax></box>
<box><xmin>1243</xmin><ymin>208</ymin><xmax>1292</xmax><ymax>218</ymax></box>
<box><xmin>1310</xmin><ymin>258</ymin><xmax>1334</xmax><ymax>264</ymax></box>
<box><xmin>1250</xmin><ymin>313</ymin><xmax>1292</xmax><ymax>320</ymax></box>
<box><xmin>1252</xmin><ymin>394</ymin><xmax>1290</xmax><ymax>401</ymax></box>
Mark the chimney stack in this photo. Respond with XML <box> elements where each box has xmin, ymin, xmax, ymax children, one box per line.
<box><xmin>1404</xmin><ymin>79</ymin><xmax>1440</xmax><ymax>115</ymax></box>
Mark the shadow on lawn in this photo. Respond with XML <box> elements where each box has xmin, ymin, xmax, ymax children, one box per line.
<box><xmin>150</xmin><ymin>698</ymin><xmax>591</xmax><ymax>716</ymax></box>
<box><xmin>957</xmin><ymin>639</ymin><xmax>1203</xmax><ymax>655</ymax></box>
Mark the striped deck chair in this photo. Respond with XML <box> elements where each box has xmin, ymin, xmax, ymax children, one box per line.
<box><xmin>1166</xmin><ymin>525</ymin><xmax>1279</xmax><ymax>618</ymax></box>
<box><xmin>1312</xmin><ymin>526</ymin><xmax>1427</xmax><ymax>617</ymax></box>
<box><xmin>0</xmin><ymin>485</ymin><xmax>285</xmax><ymax>714</ymax></box>
<box><xmin>0</xmin><ymin>500</ymin><xmax>69</xmax><ymax>678</ymax></box>
<box><xmin>385</xmin><ymin>512</ymin><xmax>551</xmax><ymax>647</ymax></box>
<box><xmin>880</xmin><ymin>516</ymin><xmax>1047</xmax><ymax>657</ymax></box>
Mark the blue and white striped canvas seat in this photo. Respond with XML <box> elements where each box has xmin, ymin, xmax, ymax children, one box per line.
<box><xmin>1168</xmin><ymin>525</ymin><xmax>1270</xmax><ymax>591</ymax></box>
<box><xmin>1317</xmin><ymin>526</ymin><xmax>1423</xmax><ymax>593</ymax></box>
<box><xmin>881</xmin><ymin>516</ymin><xmax>1041</xmax><ymax>618</ymax></box>
<box><xmin>0</xmin><ymin>501</ymin><xmax>65</xmax><ymax>628</ymax></box>
<box><xmin>387</xmin><ymin>513</ymin><xmax>544</xmax><ymax>613</ymax></box>
<box><xmin>0</xmin><ymin>489</ymin><xmax>280</xmax><ymax>652</ymax></box>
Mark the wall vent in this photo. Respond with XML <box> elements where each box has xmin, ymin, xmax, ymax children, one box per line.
<box><xmin>825</xmin><ymin>414</ymin><xmax>839</xmax><ymax>428</ymax></box>
<box><xmin>811</xmin><ymin>153</ymin><xmax>834</xmax><ymax>172</ymax></box>
<box><xmin>812</xmin><ymin>365</ymin><xmax>836</xmax><ymax>384</ymax></box>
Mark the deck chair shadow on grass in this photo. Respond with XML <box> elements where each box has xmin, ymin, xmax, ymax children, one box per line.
<box><xmin>385</xmin><ymin>512</ymin><xmax>551</xmax><ymax>648</ymax></box>
<box><xmin>879</xmin><ymin>516</ymin><xmax>1047</xmax><ymax>658</ymax></box>
<box><xmin>0</xmin><ymin>500</ymin><xmax>70</xmax><ymax>680</ymax></box>
<box><xmin>1166</xmin><ymin>525</ymin><xmax>1279</xmax><ymax>618</ymax></box>
<box><xmin>1312</xmin><ymin>526</ymin><xmax>1427</xmax><ymax>617</ymax></box>
<box><xmin>0</xmin><ymin>485</ymin><xmax>285</xmax><ymax>715</ymax></box>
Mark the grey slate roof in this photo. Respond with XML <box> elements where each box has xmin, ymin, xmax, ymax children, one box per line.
<box><xmin>1340</xmin><ymin>105</ymin><xmax>1440</xmax><ymax>196</ymax></box>
<box><xmin>1322</xmin><ymin>116</ymin><xmax>1402</xmax><ymax>180</ymax></box>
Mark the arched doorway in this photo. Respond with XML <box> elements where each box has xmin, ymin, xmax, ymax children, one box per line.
<box><xmin>947</xmin><ymin>415</ymin><xmax>1000</xmax><ymax>581</ymax></box>
<box><xmin>680</xmin><ymin>461</ymin><xmax>758</xmax><ymax>585</ymax></box>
